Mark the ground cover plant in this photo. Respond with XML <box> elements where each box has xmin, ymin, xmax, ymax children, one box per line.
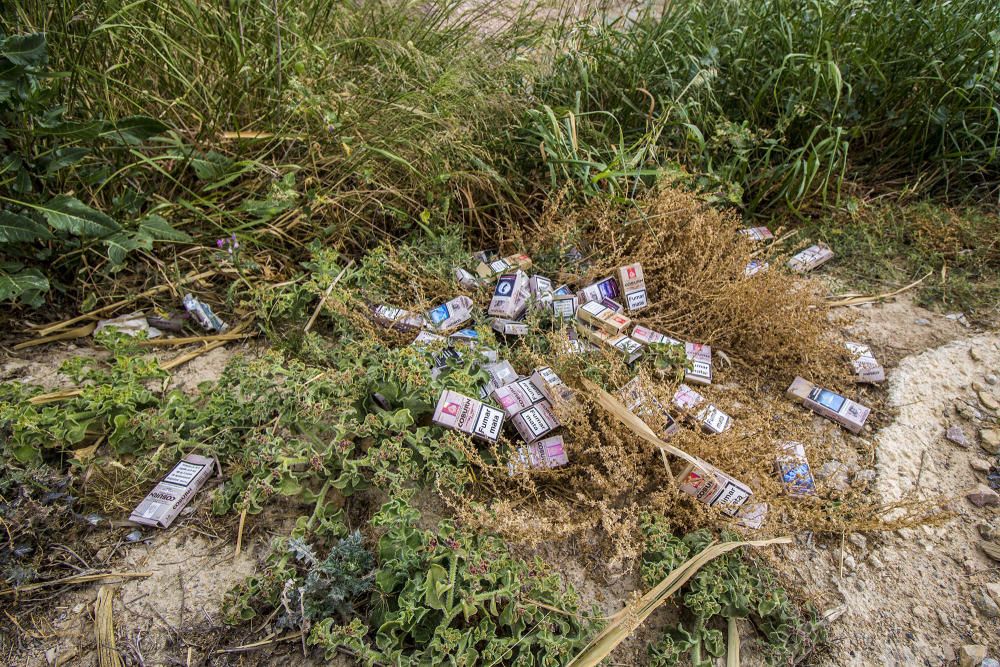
<box><xmin>1</xmin><ymin>0</ymin><xmax>998</xmax><ymax>664</ymax></box>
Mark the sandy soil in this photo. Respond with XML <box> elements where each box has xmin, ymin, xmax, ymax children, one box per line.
<box><xmin>4</xmin><ymin>296</ymin><xmax>998</xmax><ymax>666</ymax></box>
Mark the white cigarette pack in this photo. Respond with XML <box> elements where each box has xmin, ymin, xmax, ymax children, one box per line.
<box><xmin>509</xmin><ymin>435</ymin><xmax>568</xmax><ymax>473</ymax></box>
<box><xmin>479</xmin><ymin>360</ymin><xmax>519</xmax><ymax>398</ymax></box>
<box><xmin>433</xmin><ymin>390</ymin><xmax>505</xmax><ymax>442</ymax></box>
<box><xmin>453</xmin><ymin>267</ymin><xmax>481</xmax><ymax>290</ymax></box>
<box><xmin>529</xmin><ymin>275</ymin><xmax>554</xmax><ymax>309</ymax></box>
<box><xmin>744</xmin><ymin>260</ymin><xmax>769</xmax><ymax>277</ymax></box>
<box><xmin>426</xmin><ymin>296</ymin><xmax>474</xmax><ymax>332</ymax></box>
<box><xmin>577</xmin><ymin>300</ymin><xmax>632</xmax><ymax>335</ymax></box>
<box><xmin>845</xmin><ymin>342</ymin><xmax>885</xmax><ymax>384</ymax></box>
<box><xmin>511</xmin><ymin>400</ymin><xmax>560</xmax><ymax>442</ymax></box>
<box><xmin>488</xmin><ymin>271</ymin><xmax>530</xmax><ymax>319</ymax></box>
<box><xmin>551</xmin><ymin>293</ymin><xmax>578</xmax><ymax>319</ymax></box>
<box><xmin>371</xmin><ymin>304</ymin><xmax>426</xmax><ymax>332</ymax></box>
<box><xmin>491</xmin><ymin>318</ymin><xmax>529</xmax><ymax>336</ymax></box>
<box><xmin>492</xmin><ymin>377</ymin><xmax>547</xmax><ymax>417</ymax></box>
<box><xmin>129</xmin><ymin>454</ymin><xmax>215</xmax><ymax>528</ymax></box>
<box><xmin>677</xmin><ymin>462</ymin><xmax>753</xmax><ymax>516</ymax></box>
<box><xmin>618</xmin><ymin>376</ymin><xmax>680</xmax><ymax>438</ymax></box>
<box><xmin>671</xmin><ymin>384</ymin><xmax>731</xmax><ymax>434</ymax></box>
<box><xmin>475</xmin><ymin>253</ymin><xmax>532</xmax><ymax>279</ymax></box>
<box><xmin>578</xmin><ymin>276</ymin><xmax>620</xmax><ymax>304</ymax></box>
<box><xmin>739</xmin><ymin>226</ymin><xmax>773</xmax><ymax>242</ymax></box>
<box><xmin>575</xmin><ymin>322</ymin><xmax>644</xmax><ymax>363</ymax></box>
<box><xmin>786</xmin><ymin>376</ymin><xmax>870</xmax><ymax>434</ymax></box>
<box><xmin>618</xmin><ymin>263</ymin><xmax>648</xmax><ymax>312</ymax></box>
<box><xmin>529</xmin><ymin>366</ymin><xmax>574</xmax><ymax>403</ymax></box>
<box><xmin>788</xmin><ymin>244</ymin><xmax>834</xmax><ymax>272</ymax></box>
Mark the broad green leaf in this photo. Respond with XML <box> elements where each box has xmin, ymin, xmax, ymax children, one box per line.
<box><xmin>38</xmin><ymin>195</ymin><xmax>121</xmax><ymax>237</ymax></box>
<box><xmin>33</xmin><ymin>120</ymin><xmax>106</xmax><ymax>140</ymax></box>
<box><xmin>103</xmin><ymin>232</ymin><xmax>138</xmax><ymax>265</ymax></box>
<box><xmin>1</xmin><ymin>33</ymin><xmax>47</xmax><ymax>68</ymax></box>
<box><xmin>136</xmin><ymin>214</ymin><xmax>192</xmax><ymax>242</ymax></box>
<box><xmin>101</xmin><ymin>115</ymin><xmax>169</xmax><ymax>144</ymax></box>
<box><xmin>44</xmin><ymin>147</ymin><xmax>90</xmax><ymax>174</ymax></box>
<box><xmin>0</xmin><ymin>266</ymin><xmax>49</xmax><ymax>306</ymax></box>
<box><xmin>0</xmin><ymin>211</ymin><xmax>53</xmax><ymax>242</ymax></box>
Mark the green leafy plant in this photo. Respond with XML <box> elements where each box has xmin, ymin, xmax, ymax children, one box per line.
<box><xmin>641</xmin><ymin>515</ymin><xmax>825</xmax><ymax>666</ymax></box>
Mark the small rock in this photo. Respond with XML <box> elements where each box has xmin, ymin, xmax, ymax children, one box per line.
<box><xmin>848</xmin><ymin>533</ymin><xmax>868</xmax><ymax>551</ymax></box>
<box><xmin>986</xmin><ymin>373</ymin><xmax>998</xmax><ymax>386</ymax></box>
<box><xmin>959</xmin><ymin>645</ymin><xmax>987</xmax><ymax>667</ymax></box>
<box><xmin>947</xmin><ymin>425</ymin><xmax>970</xmax><ymax>447</ymax></box>
<box><xmin>986</xmin><ymin>582</ymin><xmax>1000</xmax><ymax>607</ymax></box>
<box><xmin>843</xmin><ymin>554</ymin><xmax>857</xmax><ymax>571</ymax></box>
<box><xmin>936</xmin><ymin>608</ymin><xmax>950</xmax><ymax>627</ymax></box>
<box><xmin>958</xmin><ymin>403</ymin><xmax>984</xmax><ymax>422</ymax></box>
<box><xmin>978</xmin><ymin>390</ymin><xmax>999</xmax><ymax>412</ymax></box>
<box><xmin>978</xmin><ymin>523</ymin><xmax>998</xmax><ymax>541</ymax></box>
<box><xmin>981</xmin><ymin>659</ymin><xmax>1000</xmax><ymax>667</ymax></box>
<box><xmin>817</xmin><ymin>460</ymin><xmax>850</xmax><ymax>491</ymax></box>
<box><xmin>853</xmin><ymin>468</ymin><xmax>877</xmax><ymax>485</ymax></box>
<box><xmin>867</xmin><ymin>554</ymin><xmax>884</xmax><ymax>569</ymax></box>
<box><xmin>913</xmin><ymin>604</ymin><xmax>931</xmax><ymax>619</ymax></box>
<box><xmin>971</xmin><ymin>458</ymin><xmax>993</xmax><ymax>472</ymax></box>
<box><xmin>972</xmin><ymin>589</ymin><xmax>1000</xmax><ymax>618</ymax></box>
<box><xmin>973</xmin><ymin>381</ymin><xmax>987</xmax><ymax>392</ymax></box>
<box><xmin>915</xmin><ymin>317</ymin><xmax>931</xmax><ymax>326</ymax></box>
<box><xmin>980</xmin><ymin>429</ymin><xmax>1000</xmax><ymax>454</ymax></box>
<box><xmin>967</xmin><ymin>485</ymin><xmax>1000</xmax><ymax>507</ymax></box>
<box><xmin>970</xmin><ymin>347</ymin><xmax>983</xmax><ymax>361</ymax></box>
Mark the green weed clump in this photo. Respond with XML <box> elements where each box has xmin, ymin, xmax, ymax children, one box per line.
<box><xmin>641</xmin><ymin>514</ymin><xmax>825</xmax><ymax>666</ymax></box>
<box><xmin>537</xmin><ymin>0</ymin><xmax>1000</xmax><ymax>212</ymax></box>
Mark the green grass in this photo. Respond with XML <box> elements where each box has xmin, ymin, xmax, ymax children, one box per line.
<box><xmin>800</xmin><ymin>200</ymin><xmax>1000</xmax><ymax>318</ymax></box>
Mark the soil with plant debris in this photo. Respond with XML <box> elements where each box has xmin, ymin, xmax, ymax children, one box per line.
<box><xmin>6</xmin><ymin>294</ymin><xmax>997</xmax><ymax>667</ymax></box>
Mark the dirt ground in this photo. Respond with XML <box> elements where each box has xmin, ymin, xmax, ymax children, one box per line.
<box><xmin>3</xmin><ymin>295</ymin><xmax>998</xmax><ymax>666</ymax></box>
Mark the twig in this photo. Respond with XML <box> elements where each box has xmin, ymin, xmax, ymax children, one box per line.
<box><xmin>135</xmin><ymin>332</ymin><xmax>255</xmax><ymax>347</ymax></box>
<box><xmin>13</xmin><ymin>322</ymin><xmax>97</xmax><ymax>350</ymax></box>
<box><xmin>304</xmin><ymin>261</ymin><xmax>353</xmax><ymax>333</ymax></box>
<box><xmin>826</xmin><ymin>271</ymin><xmax>931</xmax><ymax>307</ymax></box>
<box><xmin>95</xmin><ymin>585</ymin><xmax>123</xmax><ymax>667</ymax></box>
<box><xmin>234</xmin><ymin>508</ymin><xmax>248</xmax><ymax>559</ymax></box>
<box><xmin>0</xmin><ymin>571</ymin><xmax>152</xmax><ymax>596</ymax></box>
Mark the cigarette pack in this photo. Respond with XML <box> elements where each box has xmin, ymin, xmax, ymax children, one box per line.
<box><xmin>511</xmin><ymin>400</ymin><xmax>560</xmax><ymax>442</ymax></box>
<box><xmin>412</xmin><ymin>330</ymin><xmax>491</xmax><ymax>377</ymax></box>
<box><xmin>553</xmin><ymin>284</ymin><xmax>573</xmax><ymax>296</ymax></box>
<box><xmin>618</xmin><ymin>263</ymin><xmax>648</xmax><ymax>312</ymax></box>
<box><xmin>453</xmin><ymin>267</ymin><xmax>481</xmax><ymax>290</ymax></box>
<box><xmin>788</xmin><ymin>244</ymin><xmax>834</xmax><ymax>272</ymax></box>
<box><xmin>492</xmin><ymin>318</ymin><xmax>529</xmax><ymax>336</ymax></box>
<box><xmin>736</xmin><ymin>503</ymin><xmax>769</xmax><ymax>529</ymax></box>
<box><xmin>786</xmin><ymin>376</ymin><xmax>870</xmax><ymax>434</ymax></box>
<box><xmin>509</xmin><ymin>435</ymin><xmax>568</xmax><ymax>474</ymax></box>
<box><xmin>183</xmin><ymin>294</ymin><xmax>227</xmax><ymax>332</ymax></box>
<box><xmin>529</xmin><ymin>275</ymin><xmax>554</xmax><ymax>309</ymax></box>
<box><xmin>129</xmin><ymin>454</ymin><xmax>215</xmax><ymax>528</ymax></box>
<box><xmin>529</xmin><ymin>366</ymin><xmax>575</xmax><ymax>403</ymax></box>
<box><xmin>739</xmin><ymin>226</ymin><xmax>774</xmax><ymax>242</ymax></box>
<box><xmin>479</xmin><ymin>360</ymin><xmax>519</xmax><ymax>398</ymax></box>
<box><xmin>473</xmin><ymin>249</ymin><xmax>497</xmax><ymax>263</ymax></box>
<box><xmin>492</xmin><ymin>377</ymin><xmax>547</xmax><ymax>417</ymax></box>
<box><xmin>475</xmin><ymin>253</ymin><xmax>532</xmax><ymax>279</ymax></box>
<box><xmin>577</xmin><ymin>300</ymin><xmax>632</xmax><ymax>335</ymax></box>
<box><xmin>551</xmin><ymin>293</ymin><xmax>579</xmax><ymax>320</ymax></box>
<box><xmin>775</xmin><ymin>441</ymin><xmax>816</xmax><ymax>496</ymax></box>
<box><xmin>631</xmin><ymin>326</ymin><xmax>712</xmax><ymax>385</ymax></box>
<box><xmin>744</xmin><ymin>260</ymin><xmax>769</xmax><ymax>277</ymax></box>
<box><xmin>433</xmin><ymin>389</ymin><xmax>505</xmax><ymax>442</ymax></box>
<box><xmin>562</xmin><ymin>328</ymin><xmax>596</xmax><ymax>355</ymax></box>
<box><xmin>371</xmin><ymin>304</ymin><xmax>426</xmax><ymax>332</ymax></box>
<box><xmin>845</xmin><ymin>342</ymin><xmax>885</xmax><ymax>384</ymax></box>
<box><xmin>677</xmin><ymin>461</ymin><xmax>753</xmax><ymax>516</ymax></box>
<box><xmin>575</xmin><ymin>322</ymin><xmax>644</xmax><ymax>363</ymax></box>
<box><xmin>426</xmin><ymin>296</ymin><xmax>474</xmax><ymax>332</ymax></box>
<box><xmin>618</xmin><ymin>376</ymin><xmax>680</xmax><ymax>438</ymax></box>
<box><xmin>671</xmin><ymin>384</ymin><xmax>732</xmax><ymax>434</ymax></box>
<box><xmin>488</xmin><ymin>271</ymin><xmax>530</xmax><ymax>319</ymax></box>
<box><xmin>578</xmin><ymin>276</ymin><xmax>621</xmax><ymax>304</ymax></box>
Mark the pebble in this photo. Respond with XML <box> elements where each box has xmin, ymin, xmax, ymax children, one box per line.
<box><xmin>986</xmin><ymin>373</ymin><xmax>998</xmax><ymax>386</ymax></box>
<box><xmin>936</xmin><ymin>608</ymin><xmax>950</xmax><ymax>627</ymax></box>
<box><xmin>915</xmin><ymin>317</ymin><xmax>931</xmax><ymax>326</ymax></box>
<box><xmin>970</xmin><ymin>347</ymin><xmax>983</xmax><ymax>361</ymax></box>
<box><xmin>958</xmin><ymin>403</ymin><xmax>984</xmax><ymax>422</ymax></box>
<box><xmin>967</xmin><ymin>485</ymin><xmax>1000</xmax><ymax>507</ymax></box>
<box><xmin>843</xmin><ymin>554</ymin><xmax>857</xmax><ymax>571</ymax></box>
<box><xmin>960</xmin><ymin>645</ymin><xmax>987</xmax><ymax>667</ymax></box>
<box><xmin>848</xmin><ymin>533</ymin><xmax>868</xmax><ymax>551</ymax></box>
<box><xmin>978</xmin><ymin>390</ymin><xmax>999</xmax><ymax>412</ymax></box>
<box><xmin>913</xmin><ymin>604</ymin><xmax>931</xmax><ymax>619</ymax></box>
<box><xmin>947</xmin><ymin>425</ymin><xmax>970</xmax><ymax>447</ymax></box>
<box><xmin>973</xmin><ymin>381</ymin><xmax>987</xmax><ymax>392</ymax></box>
<box><xmin>981</xmin><ymin>659</ymin><xmax>1000</xmax><ymax>667</ymax></box>
<box><xmin>987</xmin><ymin>582</ymin><xmax>1000</xmax><ymax>607</ymax></box>
<box><xmin>817</xmin><ymin>460</ymin><xmax>850</xmax><ymax>491</ymax></box>
<box><xmin>972</xmin><ymin>589</ymin><xmax>1000</xmax><ymax>618</ymax></box>
<box><xmin>971</xmin><ymin>458</ymin><xmax>993</xmax><ymax>473</ymax></box>
<box><xmin>978</xmin><ymin>523</ymin><xmax>998</xmax><ymax>541</ymax></box>
<box><xmin>867</xmin><ymin>554</ymin><xmax>884</xmax><ymax>569</ymax></box>
<box><xmin>980</xmin><ymin>429</ymin><xmax>1000</xmax><ymax>454</ymax></box>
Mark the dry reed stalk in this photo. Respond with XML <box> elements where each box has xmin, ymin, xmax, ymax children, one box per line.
<box><xmin>13</xmin><ymin>322</ymin><xmax>97</xmax><ymax>350</ymax></box>
<box><xmin>94</xmin><ymin>585</ymin><xmax>122</xmax><ymax>667</ymax></box>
